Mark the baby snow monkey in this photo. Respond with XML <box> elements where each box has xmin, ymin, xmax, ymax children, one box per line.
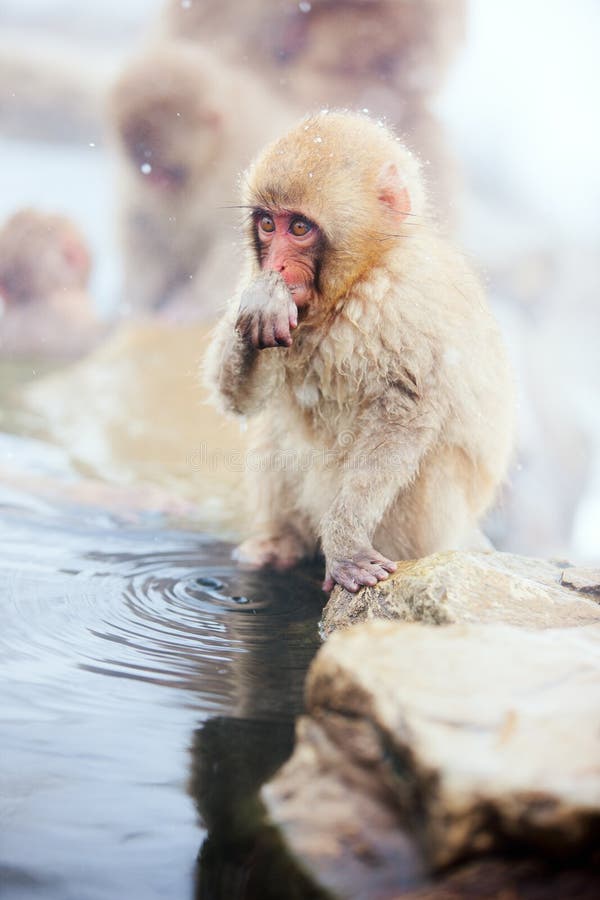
<box><xmin>0</xmin><ymin>209</ymin><xmax>102</xmax><ymax>358</ymax></box>
<box><xmin>205</xmin><ymin>112</ymin><xmax>514</xmax><ymax>592</ymax></box>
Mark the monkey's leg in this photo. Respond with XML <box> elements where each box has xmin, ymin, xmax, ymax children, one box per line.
<box><xmin>374</xmin><ymin>446</ymin><xmax>495</xmax><ymax>559</ymax></box>
<box><xmin>320</xmin><ymin>411</ymin><xmax>441</xmax><ymax>592</ymax></box>
<box><xmin>234</xmin><ymin>529</ymin><xmax>312</xmax><ymax>571</ymax></box>
<box><xmin>234</xmin><ymin>443</ymin><xmax>316</xmax><ymax>572</ymax></box>
<box><xmin>203</xmin><ymin>273</ymin><xmax>290</xmax><ymax>417</ymax></box>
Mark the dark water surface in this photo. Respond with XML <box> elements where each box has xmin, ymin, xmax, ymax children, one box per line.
<box><xmin>0</xmin><ymin>497</ymin><xmax>325</xmax><ymax>899</ymax></box>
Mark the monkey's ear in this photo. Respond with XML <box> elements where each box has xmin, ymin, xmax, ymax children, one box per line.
<box><xmin>376</xmin><ymin>162</ymin><xmax>411</xmax><ymax>221</ymax></box>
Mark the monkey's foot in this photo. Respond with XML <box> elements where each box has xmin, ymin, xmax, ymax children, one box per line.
<box><xmin>233</xmin><ymin>532</ymin><xmax>307</xmax><ymax>572</ymax></box>
<box><xmin>323</xmin><ymin>549</ymin><xmax>397</xmax><ymax>593</ymax></box>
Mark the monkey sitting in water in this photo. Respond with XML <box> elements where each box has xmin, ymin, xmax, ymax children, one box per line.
<box><xmin>205</xmin><ymin>112</ymin><xmax>515</xmax><ymax>593</ymax></box>
<box><xmin>0</xmin><ymin>209</ymin><xmax>103</xmax><ymax>358</ymax></box>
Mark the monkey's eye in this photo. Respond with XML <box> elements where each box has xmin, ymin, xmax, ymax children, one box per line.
<box><xmin>290</xmin><ymin>219</ymin><xmax>312</xmax><ymax>237</ymax></box>
<box><xmin>259</xmin><ymin>214</ymin><xmax>275</xmax><ymax>234</ymax></box>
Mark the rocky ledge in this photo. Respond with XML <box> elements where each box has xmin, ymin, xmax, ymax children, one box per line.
<box><xmin>320</xmin><ymin>550</ymin><xmax>600</xmax><ymax>637</ymax></box>
<box><xmin>262</xmin><ymin>551</ymin><xmax>600</xmax><ymax>899</ymax></box>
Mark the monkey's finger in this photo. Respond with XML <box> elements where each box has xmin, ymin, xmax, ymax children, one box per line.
<box><xmin>331</xmin><ymin>563</ymin><xmax>370</xmax><ymax>592</ymax></box>
<box><xmin>353</xmin><ymin>570</ymin><xmax>379</xmax><ymax>587</ymax></box>
<box><xmin>249</xmin><ymin>318</ymin><xmax>260</xmax><ymax>349</ymax></box>
<box><xmin>288</xmin><ymin>302</ymin><xmax>298</xmax><ymax>330</ymax></box>
<box><xmin>273</xmin><ymin>316</ymin><xmax>292</xmax><ymax>346</ymax></box>
<box><xmin>258</xmin><ymin>319</ymin><xmax>278</xmax><ymax>349</ymax></box>
<box><xmin>322</xmin><ymin>575</ymin><xmax>334</xmax><ymax>592</ymax></box>
<box><xmin>368</xmin><ymin>553</ymin><xmax>397</xmax><ymax>573</ymax></box>
<box><xmin>338</xmin><ymin>575</ymin><xmax>360</xmax><ymax>592</ymax></box>
<box><xmin>366</xmin><ymin>564</ymin><xmax>393</xmax><ymax>582</ymax></box>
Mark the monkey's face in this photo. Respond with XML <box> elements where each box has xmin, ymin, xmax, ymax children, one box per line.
<box><xmin>115</xmin><ymin>73</ymin><xmax>223</xmax><ymax>194</ymax></box>
<box><xmin>121</xmin><ymin>110</ymin><xmax>196</xmax><ymax>192</ymax></box>
<box><xmin>254</xmin><ymin>210</ymin><xmax>322</xmax><ymax>308</ymax></box>
<box><xmin>0</xmin><ymin>213</ymin><xmax>91</xmax><ymax>304</ymax></box>
<box><xmin>244</xmin><ymin>112</ymin><xmax>423</xmax><ymax>304</ymax></box>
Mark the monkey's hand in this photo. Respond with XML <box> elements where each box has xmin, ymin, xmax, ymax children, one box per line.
<box><xmin>235</xmin><ymin>270</ymin><xmax>298</xmax><ymax>350</ymax></box>
<box><xmin>323</xmin><ymin>548</ymin><xmax>397</xmax><ymax>593</ymax></box>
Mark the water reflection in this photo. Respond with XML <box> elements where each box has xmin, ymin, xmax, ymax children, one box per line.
<box><xmin>191</xmin><ymin>718</ymin><xmax>329</xmax><ymax>900</ymax></box>
<box><xmin>0</xmin><ymin>496</ymin><xmax>324</xmax><ymax>899</ymax></box>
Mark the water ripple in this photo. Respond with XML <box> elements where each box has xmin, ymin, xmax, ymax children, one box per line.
<box><xmin>0</xmin><ymin>503</ymin><xmax>324</xmax><ymax>719</ymax></box>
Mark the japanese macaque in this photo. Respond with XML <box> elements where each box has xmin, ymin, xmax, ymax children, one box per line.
<box><xmin>0</xmin><ymin>209</ymin><xmax>102</xmax><ymax>358</ymax></box>
<box><xmin>204</xmin><ymin>112</ymin><xmax>515</xmax><ymax>592</ymax></box>
<box><xmin>108</xmin><ymin>42</ymin><xmax>292</xmax><ymax>318</ymax></box>
<box><xmin>163</xmin><ymin>0</ymin><xmax>464</xmax><ymax>106</ymax></box>
<box><xmin>161</xmin><ymin>0</ymin><xmax>466</xmax><ymax>213</ymax></box>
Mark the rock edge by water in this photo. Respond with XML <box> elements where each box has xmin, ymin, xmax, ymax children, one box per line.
<box><xmin>262</xmin><ymin>551</ymin><xmax>600</xmax><ymax>899</ymax></box>
<box><xmin>320</xmin><ymin>551</ymin><xmax>600</xmax><ymax>636</ymax></box>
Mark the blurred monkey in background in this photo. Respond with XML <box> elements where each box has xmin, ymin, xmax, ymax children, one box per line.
<box><xmin>108</xmin><ymin>42</ymin><xmax>293</xmax><ymax>319</ymax></box>
<box><xmin>160</xmin><ymin>0</ymin><xmax>466</xmax><ymax>213</ymax></box>
<box><xmin>0</xmin><ymin>209</ymin><xmax>103</xmax><ymax>358</ymax></box>
<box><xmin>110</xmin><ymin>0</ymin><xmax>464</xmax><ymax>317</ymax></box>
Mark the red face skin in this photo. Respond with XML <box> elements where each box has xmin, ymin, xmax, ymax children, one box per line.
<box><xmin>256</xmin><ymin>211</ymin><xmax>320</xmax><ymax>308</ymax></box>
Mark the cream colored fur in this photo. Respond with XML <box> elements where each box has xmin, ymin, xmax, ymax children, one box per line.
<box><xmin>204</xmin><ymin>112</ymin><xmax>515</xmax><ymax>576</ymax></box>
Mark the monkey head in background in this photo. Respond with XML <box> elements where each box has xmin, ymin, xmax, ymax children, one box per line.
<box><xmin>0</xmin><ymin>209</ymin><xmax>102</xmax><ymax>358</ymax></box>
<box><xmin>162</xmin><ymin>0</ymin><xmax>466</xmax><ymax>215</ymax></box>
<box><xmin>163</xmin><ymin>0</ymin><xmax>464</xmax><ymax>105</ymax></box>
<box><xmin>0</xmin><ymin>209</ymin><xmax>90</xmax><ymax>304</ymax></box>
<box><xmin>204</xmin><ymin>112</ymin><xmax>515</xmax><ymax>593</ymax></box>
<box><xmin>109</xmin><ymin>42</ymin><xmax>293</xmax><ymax>319</ymax></box>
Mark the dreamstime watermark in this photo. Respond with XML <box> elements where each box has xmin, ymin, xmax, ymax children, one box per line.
<box><xmin>186</xmin><ymin>432</ymin><xmax>406</xmax><ymax>474</ymax></box>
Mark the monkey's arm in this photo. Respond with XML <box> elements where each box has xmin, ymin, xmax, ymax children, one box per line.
<box><xmin>320</xmin><ymin>394</ymin><xmax>438</xmax><ymax>592</ymax></box>
<box><xmin>203</xmin><ymin>271</ymin><xmax>293</xmax><ymax>416</ymax></box>
<box><xmin>204</xmin><ymin>320</ymin><xmax>282</xmax><ymax>416</ymax></box>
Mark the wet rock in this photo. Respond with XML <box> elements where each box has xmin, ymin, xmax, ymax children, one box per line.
<box><xmin>321</xmin><ymin>551</ymin><xmax>600</xmax><ymax>637</ymax></box>
<box><xmin>262</xmin><ymin>713</ymin><xmax>426</xmax><ymax>899</ymax></box>
<box><xmin>263</xmin><ymin>621</ymin><xmax>600</xmax><ymax>892</ymax></box>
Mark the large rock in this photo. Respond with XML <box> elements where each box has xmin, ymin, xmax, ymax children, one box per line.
<box><xmin>262</xmin><ymin>711</ymin><xmax>426</xmax><ymax>899</ymax></box>
<box><xmin>265</xmin><ymin>553</ymin><xmax>600</xmax><ymax>896</ymax></box>
<box><xmin>263</xmin><ymin>621</ymin><xmax>600</xmax><ymax>894</ymax></box>
<box><xmin>321</xmin><ymin>551</ymin><xmax>600</xmax><ymax>636</ymax></box>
